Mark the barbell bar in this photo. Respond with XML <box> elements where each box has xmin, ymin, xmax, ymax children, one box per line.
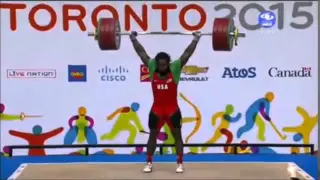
<box><xmin>88</xmin><ymin>31</ymin><xmax>246</xmax><ymax>37</ymax></box>
<box><xmin>87</xmin><ymin>18</ymin><xmax>246</xmax><ymax>51</ymax></box>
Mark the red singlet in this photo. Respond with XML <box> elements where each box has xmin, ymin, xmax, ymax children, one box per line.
<box><xmin>148</xmin><ymin>59</ymin><xmax>182</xmax><ymax>116</ymax></box>
<box><xmin>151</xmin><ymin>72</ymin><xmax>178</xmax><ymax>115</ymax></box>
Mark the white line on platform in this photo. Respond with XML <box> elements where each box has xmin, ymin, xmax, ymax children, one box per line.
<box><xmin>7</xmin><ymin>163</ymin><xmax>28</xmax><ymax>180</ymax></box>
<box><xmin>288</xmin><ymin>162</ymin><xmax>314</xmax><ymax>180</ymax></box>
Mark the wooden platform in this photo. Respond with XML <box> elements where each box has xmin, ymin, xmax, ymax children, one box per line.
<box><xmin>8</xmin><ymin>162</ymin><xmax>313</xmax><ymax>180</ymax></box>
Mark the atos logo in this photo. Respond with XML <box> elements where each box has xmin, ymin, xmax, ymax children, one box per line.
<box><xmin>222</xmin><ymin>67</ymin><xmax>256</xmax><ymax>78</ymax></box>
<box><xmin>68</xmin><ymin>65</ymin><xmax>87</xmax><ymax>82</ymax></box>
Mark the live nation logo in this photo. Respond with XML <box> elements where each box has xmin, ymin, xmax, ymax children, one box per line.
<box><xmin>6</xmin><ymin>69</ymin><xmax>57</xmax><ymax>78</ymax></box>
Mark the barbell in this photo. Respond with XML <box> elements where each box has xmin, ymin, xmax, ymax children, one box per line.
<box><xmin>88</xmin><ymin>18</ymin><xmax>246</xmax><ymax>51</ymax></box>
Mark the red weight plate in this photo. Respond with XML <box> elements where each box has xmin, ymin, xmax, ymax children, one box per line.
<box><xmin>212</xmin><ymin>18</ymin><xmax>233</xmax><ymax>51</ymax></box>
<box><xmin>98</xmin><ymin>18</ymin><xmax>121</xmax><ymax>50</ymax></box>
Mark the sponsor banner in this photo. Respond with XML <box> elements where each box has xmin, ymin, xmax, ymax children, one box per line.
<box><xmin>268</xmin><ymin>67</ymin><xmax>312</xmax><ymax>78</ymax></box>
<box><xmin>99</xmin><ymin>65</ymin><xmax>129</xmax><ymax>82</ymax></box>
<box><xmin>222</xmin><ymin>67</ymin><xmax>256</xmax><ymax>79</ymax></box>
<box><xmin>6</xmin><ymin>69</ymin><xmax>56</xmax><ymax>78</ymax></box>
<box><xmin>68</xmin><ymin>65</ymin><xmax>87</xmax><ymax>82</ymax></box>
<box><xmin>140</xmin><ymin>64</ymin><xmax>209</xmax><ymax>82</ymax></box>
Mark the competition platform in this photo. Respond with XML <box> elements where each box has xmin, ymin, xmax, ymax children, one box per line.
<box><xmin>4</xmin><ymin>143</ymin><xmax>316</xmax><ymax>180</ymax></box>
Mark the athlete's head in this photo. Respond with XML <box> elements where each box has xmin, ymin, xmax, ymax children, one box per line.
<box><xmin>265</xmin><ymin>92</ymin><xmax>274</xmax><ymax>102</ymax></box>
<box><xmin>155</xmin><ymin>52</ymin><xmax>171</xmax><ymax>76</ymax></box>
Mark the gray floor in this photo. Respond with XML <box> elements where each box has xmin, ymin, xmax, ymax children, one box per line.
<box><xmin>15</xmin><ymin>163</ymin><xmax>301</xmax><ymax>179</ymax></box>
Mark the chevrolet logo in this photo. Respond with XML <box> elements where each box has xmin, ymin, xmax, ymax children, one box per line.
<box><xmin>182</xmin><ymin>66</ymin><xmax>209</xmax><ymax>75</ymax></box>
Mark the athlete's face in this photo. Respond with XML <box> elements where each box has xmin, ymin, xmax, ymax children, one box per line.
<box><xmin>157</xmin><ymin>59</ymin><xmax>169</xmax><ymax>75</ymax></box>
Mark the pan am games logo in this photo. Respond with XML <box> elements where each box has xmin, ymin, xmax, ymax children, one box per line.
<box><xmin>68</xmin><ymin>65</ymin><xmax>87</xmax><ymax>82</ymax></box>
<box><xmin>140</xmin><ymin>65</ymin><xmax>209</xmax><ymax>82</ymax></box>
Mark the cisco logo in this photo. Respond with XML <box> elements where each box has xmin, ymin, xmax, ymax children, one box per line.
<box><xmin>222</xmin><ymin>67</ymin><xmax>256</xmax><ymax>79</ymax></box>
<box><xmin>98</xmin><ymin>65</ymin><xmax>129</xmax><ymax>82</ymax></box>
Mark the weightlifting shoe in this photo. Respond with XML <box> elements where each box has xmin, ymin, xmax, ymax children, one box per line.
<box><xmin>143</xmin><ymin>162</ymin><xmax>152</xmax><ymax>173</ymax></box>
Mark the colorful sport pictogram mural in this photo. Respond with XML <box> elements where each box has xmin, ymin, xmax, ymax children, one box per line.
<box><xmin>99</xmin><ymin>102</ymin><xmax>146</xmax><ymax>154</ymax></box>
<box><xmin>64</xmin><ymin>107</ymin><xmax>97</xmax><ymax>145</ymax></box>
<box><xmin>8</xmin><ymin>125</ymin><xmax>64</xmax><ymax>156</ymax></box>
<box><xmin>1</xmin><ymin>92</ymin><xmax>318</xmax><ymax>156</ymax></box>
<box><xmin>201</xmin><ymin>104</ymin><xmax>241</xmax><ymax>153</ymax></box>
<box><xmin>282</xmin><ymin>106</ymin><xmax>318</xmax><ymax>154</ymax></box>
<box><xmin>0</xmin><ymin>103</ymin><xmax>43</xmax><ymax>121</ymax></box>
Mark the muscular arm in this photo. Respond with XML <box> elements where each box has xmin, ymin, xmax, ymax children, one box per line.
<box><xmin>131</xmin><ymin>38</ymin><xmax>150</xmax><ymax>65</ymax></box>
<box><xmin>179</xmin><ymin>38</ymin><xmax>200</xmax><ymax>67</ymax></box>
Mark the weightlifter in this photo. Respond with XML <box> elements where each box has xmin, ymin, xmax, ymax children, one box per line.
<box><xmin>129</xmin><ymin>31</ymin><xmax>201</xmax><ymax>173</ymax></box>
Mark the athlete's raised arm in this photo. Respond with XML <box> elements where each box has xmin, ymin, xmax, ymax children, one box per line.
<box><xmin>130</xmin><ymin>31</ymin><xmax>150</xmax><ymax>65</ymax></box>
<box><xmin>179</xmin><ymin>32</ymin><xmax>201</xmax><ymax>67</ymax></box>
